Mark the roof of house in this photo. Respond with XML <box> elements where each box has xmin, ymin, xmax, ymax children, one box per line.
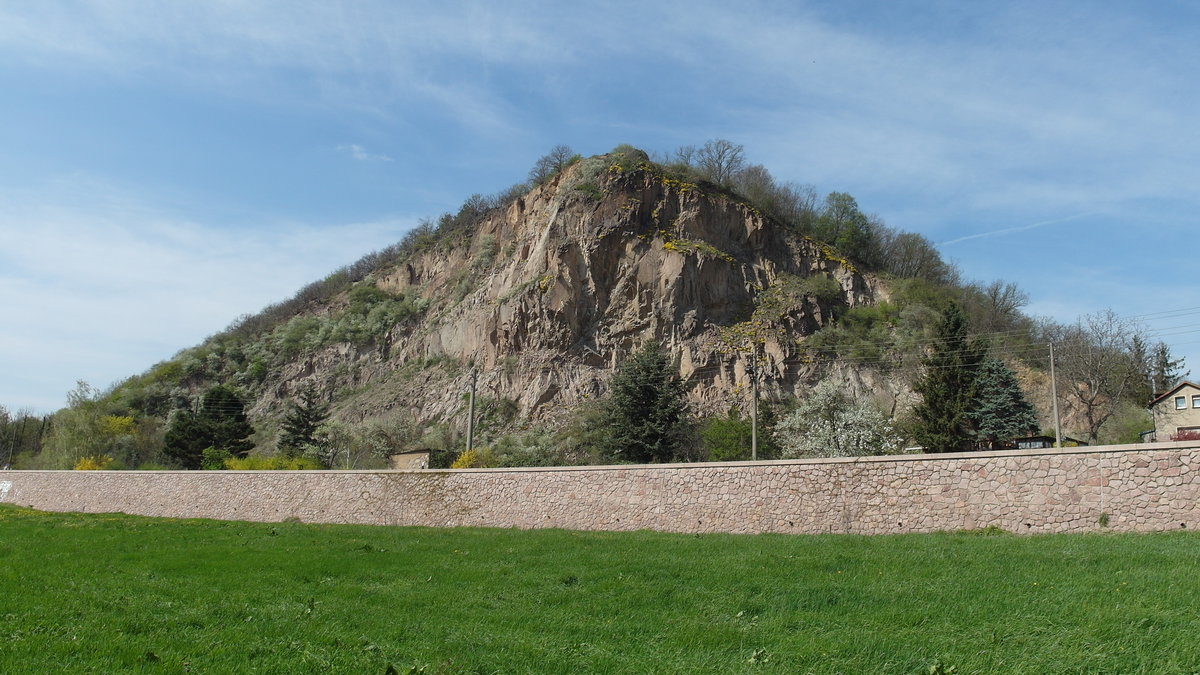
<box><xmin>1149</xmin><ymin>380</ymin><xmax>1200</xmax><ymax>408</ymax></box>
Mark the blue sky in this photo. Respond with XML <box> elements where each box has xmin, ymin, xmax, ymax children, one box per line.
<box><xmin>2</xmin><ymin>1</ymin><xmax>1198</xmax><ymax>413</ymax></box>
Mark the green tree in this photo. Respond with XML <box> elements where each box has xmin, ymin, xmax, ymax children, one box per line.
<box><xmin>1131</xmin><ymin>337</ymin><xmax>1188</xmax><ymax>404</ymax></box>
<box><xmin>701</xmin><ymin>410</ymin><xmax>751</xmax><ymax>461</ymax></box>
<box><xmin>1150</xmin><ymin>342</ymin><xmax>1188</xmax><ymax>394</ymax></box>
<box><xmin>1</xmin><ymin>406</ymin><xmax>45</xmax><ymax>469</ymax></box>
<box><xmin>594</xmin><ymin>342</ymin><xmax>694</xmax><ymax>463</ymax></box>
<box><xmin>911</xmin><ymin>303</ymin><xmax>985</xmax><ymax>453</ymax></box>
<box><xmin>969</xmin><ymin>358</ymin><xmax>1038</xmax><ymax>443</ymax></box>
<box><xmin>815</xmin><ymin>192</ymin><xmax>876</xmax><ymax>263</ymax></box>
<box><xmin>164</xmin><ymin>385</ymin><xmax>255</xmax><ymax>469</ymax></box>
<box><xmin>36</xmin><ymin>381</ymin><xmax>105</xmax><ymax>469</ymax></box>
<box><xmin>700</xmin><ymin>406</ymin><xmax>779</xmax><ymax>461</ymax></box>
<box><xmin>278</xmin><ymin>384</ymin><xmax>330</xmax><ymax>458</ymax></box>
<box><xmin>35</xmin><ymin>382</ymin><xmax>160</xmax><ymax>469</ymax></box>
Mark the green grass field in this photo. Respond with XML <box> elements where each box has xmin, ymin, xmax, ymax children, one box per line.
<box><xmin>2</xmin><ymin>504</ymin><xmax>1199</xmax><ymax>674</ymax></box>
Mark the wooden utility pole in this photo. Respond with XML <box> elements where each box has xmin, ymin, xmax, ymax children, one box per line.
<box><xmin>750</xmin><ymin>347</ymin><xmax>759</xmax><ymax>461</ymax></box>
<box><xmin>466</xmin><ymin>368</ymin><xmax>478</xmax><ymax>454</ymax></box>
<box><xmin>1049</xmin><ymin>342</ymin><xmax>1062</xmax><ymax>448</ymax></box>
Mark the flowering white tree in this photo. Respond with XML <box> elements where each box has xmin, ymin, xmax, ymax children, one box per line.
<box><xmin>774</xmin><ymin>380</ymin><xmax>900</xmax><ymax>458</ymax></box>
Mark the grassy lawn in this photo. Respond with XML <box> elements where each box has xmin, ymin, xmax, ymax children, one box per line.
<box><xmin>2</xmin><ymin>505</ymin><xmax>1199</xmax><ymax>673</ymax></box>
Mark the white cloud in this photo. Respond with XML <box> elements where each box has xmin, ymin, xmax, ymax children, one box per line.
<box><xmin>338</xmin><ymin>144</ymin><xmax>392</xmax><ymax>162</ymax></box>
<box><xmin>0</xmin><ymin>178</ymin><xmax>416</xmax><ymax>412</ymax></box>
<box><xmin>0</xmin><ymin>1</ymin><xmax>577</xmax><ymax>122</ymax></box>
<box><xmin>684</xmin><ymin>4</ymin><xmax>1200</xmax><ymax>233</ymax></box>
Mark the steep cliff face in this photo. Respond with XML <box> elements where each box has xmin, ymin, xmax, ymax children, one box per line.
<box><xmin>241</xmin><ymin>157</ymin><xmax>883</xmax><ymax>427</ymax></box>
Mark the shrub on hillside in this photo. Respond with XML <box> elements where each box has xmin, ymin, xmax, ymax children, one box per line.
<box><xmin>74</xmin><ymin>455</ymin><xmax>115</xmax><ymax>471</ymax></box>
<box><xmin>700</xmin><ymin>407</ymin><xmax>780</xmax><ymax>461</ymax></box>
<box><xmin>224</xmin><ymin>455</ymin><xmax>323</xmax><ymax>470</ymax></box>
<box><xmin>450</xmin><ymin>447</ymin><xmax>496</xmax><ymax>469</ymax></box>
<box><xmin>201</xmin><ymin>447</ymin><xmax>233</xmax><ymax>470</ymax></box>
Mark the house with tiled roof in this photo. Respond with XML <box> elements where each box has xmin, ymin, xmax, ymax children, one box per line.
<box><xmin>1149</xmin><ymin>381</ymin><xmax>1200</xmax><ymax>441</ymax></box>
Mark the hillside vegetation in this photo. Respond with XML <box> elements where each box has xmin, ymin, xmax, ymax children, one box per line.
<box><xmin>2</xmin><ymin>141</ymin><xmax>1185</xmax><ymax>470</ymax></box>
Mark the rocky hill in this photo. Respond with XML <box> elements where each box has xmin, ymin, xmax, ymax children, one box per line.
<box><xmin>123</xmin><ymin>149</ymin><xmax>893</xmax><ymax>444</ymax></box>
<box><xmin>17</xmin><ymin>143</ymin><xmax>1168</xmax><ymax>472</ymax></box>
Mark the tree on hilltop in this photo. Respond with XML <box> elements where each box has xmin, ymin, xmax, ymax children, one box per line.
<box><xmin>694</xmin><ymin>139</ymin><xmax>745</xmax><ymax>186</ymax></box>
<box><xmin>528</xmin><ymin>145</ymin><xmax>576</xmax><ymax>184</ymax></box>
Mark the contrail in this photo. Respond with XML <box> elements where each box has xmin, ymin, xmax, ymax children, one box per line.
<box><xmin>940</xmin><ymin>211</ymin><xmax>1095</xmax><ymax>246</ymax></box>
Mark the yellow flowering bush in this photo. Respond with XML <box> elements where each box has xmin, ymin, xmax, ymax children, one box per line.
<box><xmin>74</xmin><ymin>455</ymin><xmax>115</xmax><ymax>471</ymax></box>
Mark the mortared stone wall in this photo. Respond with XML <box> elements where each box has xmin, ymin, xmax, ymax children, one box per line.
<box><xmin>2</xmin><ymin>441</ymin><xmax>1198</xmax><ymax>535</ymax></box>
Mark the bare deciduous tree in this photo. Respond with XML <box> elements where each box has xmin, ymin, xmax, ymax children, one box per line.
<box><xmin>964</xmin><ymin>280</ymin><xmax>1030</xmax><ymax>334</ymax></box>
<box><xmin>672</xmin><ymin>144</ymin><xmax>697</xmax><ymax>167</ymax></box>
<box><xmin>877</xmin><ymin>231</ymin><xmax>951</xmax><ymax>282</ymax></box>
<box><xmin>694</xmin><ymin>139</ymin><xmax>745</xmax><ymax>185</ymax></box>
<box><xmin>1051</xmin><ymin>309</ymin><xmax>1147</xmax><ymax>443</ymax></box>
<box><xmin>528</xmin><ymin>145</ymin><xmax>576</xmax><ymax>184</ymax></box>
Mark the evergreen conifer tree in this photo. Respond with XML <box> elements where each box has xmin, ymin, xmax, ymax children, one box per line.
<box><xmin>1129</xmin><ymin>338</ymin><xmax>1187</xmax><ymax>405</ymax></box>
<box><xmin>911</xmin><ymin>303</ymin><xmax>985</xmax><ymax>453</ymax></box>
<box><xmin>278</xmin><ymin>384</ymin><xmax>331</xmax><ymax>457</ymax></box>
<box><xmin>596</xmin><ymin>342</ymin><xmax>694</xmax><ymax>463</ymax></box>
<box><xmin>969</xmin><ymin>358</ymin><xmax>1039</xmax><ymax>443</ymax></box>
<box><xmin>164</xmin><ymin>385</ymin><xmax>255</xmax><ymax>469</ymax></box>
<box><xmin>1150</xmin><ymin>341</ymin><xmax>1188</xmax><ymax>399</ymax></box>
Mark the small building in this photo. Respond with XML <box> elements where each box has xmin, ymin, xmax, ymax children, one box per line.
<box><xmin>1149</xmin><ymin>381</ymin><xmax>1200</xmax><ymax>441</ymax></box>
<box><xmin>388</xmin><ymin>449</ymin><xmax>431</xmax><ymax>470</ymax></box>
<box><xmin>973</xmin><ymin>436</ymin><xmax>1089</xmax><ymax>451</ymax></box>
<box><xmin>1013</xmin><ymin>435</ymin><xmax>1089</xmax><ymax>450</ymax></box>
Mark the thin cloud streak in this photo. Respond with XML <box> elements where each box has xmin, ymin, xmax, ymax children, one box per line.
<box><xmin>939</xmin><ymin>212</ymin><xmax>1097</xmax><ymax>247</ymax></box>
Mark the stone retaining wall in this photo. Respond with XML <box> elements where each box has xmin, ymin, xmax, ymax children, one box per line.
<box><xmin>2</xmin><ymin>441</ymin><xmax>1198</xmax><ymax>535</ymax></box>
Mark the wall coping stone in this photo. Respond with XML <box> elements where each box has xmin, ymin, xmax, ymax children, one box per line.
<box><xmin>3</xmin><ymin>440</ymin><xmax>1195</xmax><ymax>477</ymax></box>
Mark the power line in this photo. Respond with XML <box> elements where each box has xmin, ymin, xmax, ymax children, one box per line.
<box><xmin>1130</xmin><ymin>306</ymin><xmax>1200</xmax><ymax>321</ymax></box>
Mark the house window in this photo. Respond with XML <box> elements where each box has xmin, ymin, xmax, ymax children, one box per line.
<box><xmin>1193</xmin><ymin>395</ymin><xmax>1200</xmax><ymax>408</ymax></box>
<box><xmin>1178</xmin><ymin>396</ymin><xmax>1188</xmax><ymax>410</ymax></box>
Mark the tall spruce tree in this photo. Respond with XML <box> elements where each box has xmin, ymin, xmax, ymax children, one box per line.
<box><xmin>1151</xmin><ymin>342</ymin><xmax>1188</xmax><ymax>392</ymax></box>
<box><xmin>969</xmin><ymin>358</ymin><xmax>1039</xmax><ymax>443</ymax></box>
<box><xmin>911</xmin><ymin>302</ymin><xmax>985</xmax><ymax>453</ymax></box>
<box><xmin>278</xmin><ymin>384</ymin><xmax>330</xmax><ymax>457</ymax></box>
<box><xmin>1128</xmin><ymin>336</ymin><xmax>1185</xmax><ymax>405</ymax></box>
<box><xmin>595</xmin><ymin>342</ymin><xmax>694</xmax><ymax>463</ymax></box>
<box><xmin>164</xmin><ymin>385</ymin><xmax>255</xmax><ymax>469</ymax></box>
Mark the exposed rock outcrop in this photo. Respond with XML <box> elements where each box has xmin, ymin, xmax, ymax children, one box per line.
<box><xmin>244</xmin><ymin>158</ymin><xmax>883</xmax><ymax>427</ymax></box>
